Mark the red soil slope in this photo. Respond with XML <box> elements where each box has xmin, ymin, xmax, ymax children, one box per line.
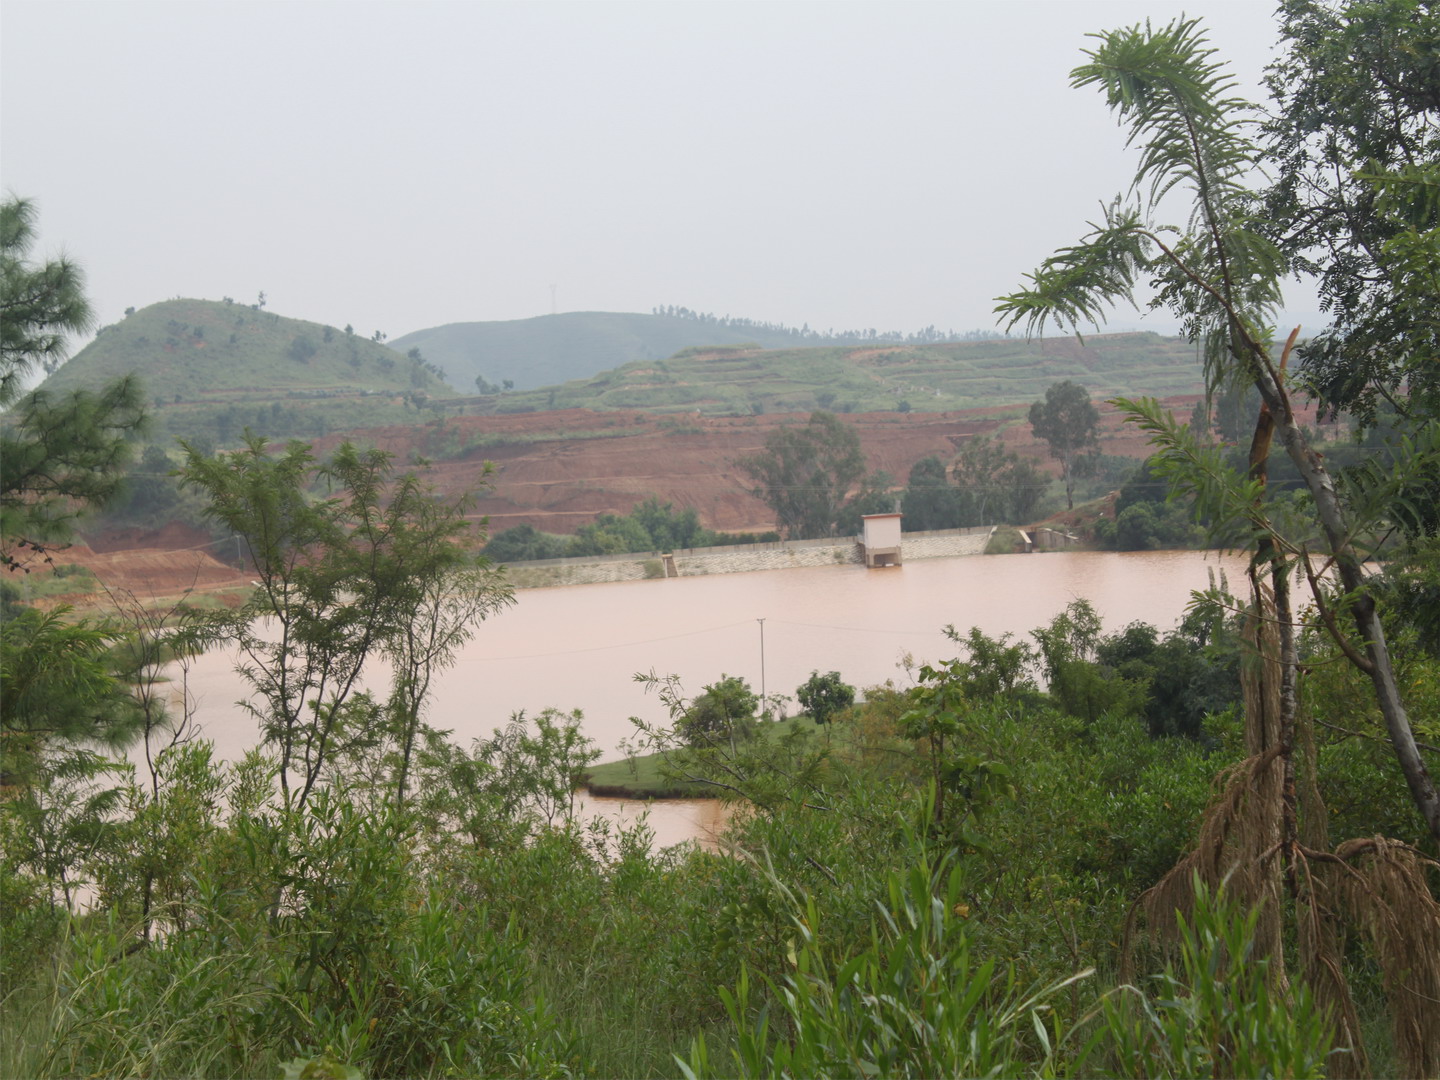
<box><xmin>65</xmin><ymin>395</ymin><xmax>1276</xmax><ymax>600</ymax></box>
<box><xmin>307</xmin><ymin>399</ymin><xmax>1230</xmax><ymax>534</ymax></box>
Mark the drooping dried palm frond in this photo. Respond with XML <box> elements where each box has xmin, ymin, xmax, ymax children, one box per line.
<box><xmin>1124</xmin><ymin>599</ymin><xmax>1288</xmax><ymax>979</ymax></box>
<box><xmin>1128</xmin><ymin>592</ymin><xmax>1440</xmax><ymax>1079</ymax></box>
<box><xmin>1122</xmin><ymin>745</ymin><xmax>1284</xmax><ymax>973</ymax></box>
<box><xmin>1327</xmin><ymin>837</ymin><xmax>1440</xmax><ymax>1080</ymax></box>
<box><xmin>1294</xmin><ymin>854</ymin><xmax>1368</xmax><ymax>1078</ymax></box>
<box><xmin>1291</xmin><ymin>702</ymin><xmax>1369</xmax><ymax>1078</ymax></box>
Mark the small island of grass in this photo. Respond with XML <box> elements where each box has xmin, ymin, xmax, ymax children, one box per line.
<box><xmin>583</xmin><ymin>714</ymin><xmax>824</xmax><ymax>799</ymax></box>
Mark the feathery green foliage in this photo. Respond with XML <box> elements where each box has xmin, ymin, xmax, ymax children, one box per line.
<box><xmin>997</xmin><ymin>17</ymin><xmax>1285</xmax><ymax>381</ymax></box>
<box><xmin>1</xmin><ymin>196</ymin><xmax>147</xmax><ymax>568</ymax></box>
<box><xmin>0</xmin><ymin>198</ymin><xmax>93</xmax><ymax>404</ymax></box>
<box><xmin>997</xmin><ymin>10</ymin><xmax>1440</xmax><ymax>845</ymax></box>
<box><xmin>178</xmin><ymin>435</ymin><xmax>512</xmax><ymax>808</ymax></box>
<box><xmin>0</xmin><ymin>610</ymin><xmax>143</xmax><ymax>779</ymax></box>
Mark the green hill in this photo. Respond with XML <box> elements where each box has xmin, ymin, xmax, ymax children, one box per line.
<box><xmin>36</xmin><ymin>299</ymin><xmax>457</xmax><ymax>446</ymax></box>
<box><xmin>390</xmin><ymin>311</ymin><xmax>917</xmax><ymax>393</ymax></box>
<box><xmin>490</xmin><ymin>332</ymin><xmax>1207</xmax><ymax>416</ymax></box>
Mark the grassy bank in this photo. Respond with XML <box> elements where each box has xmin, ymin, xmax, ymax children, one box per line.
<box><xmin>585</xmin><ymin>714</ymin><xmax>822</xmax><ymax>798</ymax></box>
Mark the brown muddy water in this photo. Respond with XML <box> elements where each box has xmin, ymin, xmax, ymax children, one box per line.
<box><xmin>170</xmin><ymin>549</ymin><xmax>1249</xmax><ymax>846</ymax></box>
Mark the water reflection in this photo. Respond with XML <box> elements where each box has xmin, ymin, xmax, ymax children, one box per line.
<box><xmin>575</xmin><ymin>794</ymin><xmax>732</xmax><ymax>852</ymax></box>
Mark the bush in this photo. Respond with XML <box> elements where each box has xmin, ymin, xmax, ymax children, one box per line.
<box><xmin>1098</xmin><ymin>878</ymin><xmax>1333</xmax><ymax>1078</ymax></box>
<box><xmin>796</xmin><ymin>670</ymin><xmax>855</xmax><ymax>725</ymax></box>
<box><xmin>482</xmin><ymin>524</ymin><xmax>569</xmax><ymax>562</ymax></box>
<box><xmin>680</xmin><ymin>675</ymin><xmax>758</xmax><ymax>748</ymax></box>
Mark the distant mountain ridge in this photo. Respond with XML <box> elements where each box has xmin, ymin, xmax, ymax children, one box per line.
<box><xmin>390</xmin><ymin>311</ymin><xmax>998</xmax><ymax>393</ymax></box>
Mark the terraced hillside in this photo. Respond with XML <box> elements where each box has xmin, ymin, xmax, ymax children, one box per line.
<box><xmin>491</xmin><ymin>332</ymin><xmax>1205</xmax><ymax>416</ymax></box>
<box><xmin>390</xmin><ymin>311</ymin><xmax>838</xmax><ymax>392</ymax></box>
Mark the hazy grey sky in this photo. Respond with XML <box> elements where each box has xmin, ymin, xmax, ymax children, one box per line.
<box><xmin>3</xmin><ymin>1</ymin><xmax>1313</xmax><ymax>347</ymax></box>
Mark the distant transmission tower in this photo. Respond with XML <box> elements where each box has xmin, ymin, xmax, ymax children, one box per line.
<box><xmin>550</xmin><ymin>283</ymin><xmax>557</xmax><ymax>315</ymax></box>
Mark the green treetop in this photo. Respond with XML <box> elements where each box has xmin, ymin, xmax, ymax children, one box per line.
<box><xmin>1</xmin><ymin>197</ymin><xmax>146</xmax><ymax>569</ymax></box>
<box><xmin>1029</xmin><ymin>381</ymin><xmax>1099</xmax><ymax>511</ymax></box>
<box><xmin>737</xmin><ymin>411</ymin><xmax>866</xmax><ymax>539</ymax></box>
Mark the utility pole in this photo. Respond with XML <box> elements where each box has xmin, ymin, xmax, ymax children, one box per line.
<box><xmin>757</xmin><ymin>618</ymin><xmax>767</xmax><ymax>720</ymax></box>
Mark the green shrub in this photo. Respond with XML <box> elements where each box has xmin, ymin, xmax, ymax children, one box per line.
<box><xmin>682</xmin><ymin>856</ymin><xmax>1094</xmax><ymax>1079</ymax></box>
<box><xmin>1097</xmin><ymin>878</ymin><xmax>1333</xmax><ymax>1078</ymax></box>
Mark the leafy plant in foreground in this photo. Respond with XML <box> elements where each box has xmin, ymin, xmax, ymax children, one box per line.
<box><xmin>1102</xmin><ymin>878</ymin><xmax>1333</xmax><ymax>1078</ymax></box>
<box><xmin>681</xmin><ymin>855</ymin><xmax>1095</xmax><ymax>1079</ymax></box>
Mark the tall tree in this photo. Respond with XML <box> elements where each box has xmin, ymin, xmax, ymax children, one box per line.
<box><xmin>0</xmin><ymin>198</ymin><xmax>152</xmax><ymax>792</ymax></box>
<box><xmin>1</xmin><ymin>197</ymin><xmax>145</xmax><ymax>569</ymax></box>
<box><xmin>998</xmin><ymin>16</ymin><xmax>1440</xmax><ymax>1069</ymax></box>
<box><xmin>180</xmin><ymin>436</ymin><xmax>511</xmax><ymax>809</ymax></box>
<box><xmin>736</xmin><ymin>411</ymin><xmax>866</xmax><ymax>539</ymax></box>
<box><xmin>1</xmin><ymin>197</ymin><xmax>91</xmax><ymax>400</ymax></box>
<box><xmin>1028</xmin><ymin>381</ymin><xmax>1099</xmax><ymax>510</ymax></box>
<box><xmin>900</xmin><ymin>456</ymin><xmax>961</xmax><ymax>531</ymax></box>
<box><xmin>630</xmin><ymin>497</ymin><xmax>705</xmax><ymax>552</ymax></box>
<box><xmin>950</xmin><ymin>434</ymin><xmax>1048</xmax><ymax>524</ymax></box>
<box><xmin>1262</xmin><ymin>0</ymin><xmax>1440</xmax><ymax>667</ymax></box>
<box><xmin>997</xmin><ymin>12</ymin><xmax>1439</xmax><ymax>844</ymax></box>
<box><xmin>796</xmin><ymin>670</ymin><xmax>855</xmax><ymax>726</ymax></box>
<box><xmin>680</xmin><ymin>675</ymin><xmax>758</xmax><ymax>751</ymax></box>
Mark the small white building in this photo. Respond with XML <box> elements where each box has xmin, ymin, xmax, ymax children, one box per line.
<box><xmin>860</xmin><ymin>513</ymin><xmax>902</xmax><ymax>568</ymax></box>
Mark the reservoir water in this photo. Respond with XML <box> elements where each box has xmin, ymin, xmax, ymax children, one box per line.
<box><xmin>177</xmin><ymin>549</ymin><xmax>1249</xmax><ymax>770</ymax></box>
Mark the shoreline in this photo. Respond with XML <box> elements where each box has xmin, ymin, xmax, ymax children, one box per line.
<box><xmin>502</xmin><ymin>524</ymin><xmax>1000</xmax><ymax>588</ymax></box>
